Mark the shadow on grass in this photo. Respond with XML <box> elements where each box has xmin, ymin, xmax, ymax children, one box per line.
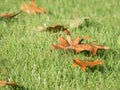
<box><xmin>9</xmin><ymin>86</ymin><xmax>29</xmax><ymax>90</ymax></box>
<box><xmin>78</xmin><ymin>19</ymin><xmax>102</xmax><ymax>30</ymax></box>
<box><xmin>0</xmin><ymin>17</ymin><xmax>19</xmax><ymax>22</ymax></box>
<box><xmin>87</xmin><ymin>66</ymin><xmax>105</xmax><ymax>73</ymax></box>
<box><xmin>102</xmin><ymin>49</ymin><xmax>120</xmax><ymax>59</ymax></box>
<box><xmin>88</xmin><ymin>48</ymin><xmax>120</xmax><ymax>72</ymax></box>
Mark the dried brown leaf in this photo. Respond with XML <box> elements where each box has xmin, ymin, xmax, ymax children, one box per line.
<box><xmin>20</xmin><ymin>0</ymin><xmax>47</xmax><ymax>14</ymax></box>
<box><xmin>0</xmin><ymin>80</ymin><xmax>19</xmax><ymax>87</ymax></box>
<box><xmin>52</xmin><ymin>30</ymin><xmax>109</xmax><ymax>55</ymax></box>
<box><xmin>52</xmin><ymin>30</ymin><xmax>80</xmax><ymax>50</ymax></box>
<box><xmin>0</xmin><ymin>11</ymin><xmax>22</xmax><ymax>18</ymax></box>
<box><xmin>72</xmin><ymin>59</ymin><xmax>103</xmax><ymax>71</ymax></box>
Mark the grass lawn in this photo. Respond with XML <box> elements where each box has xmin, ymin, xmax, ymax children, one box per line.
<box><xmin>0</xmin><ymin>0</ymin><xmax>120</xmax><ymax>90</ymax></box>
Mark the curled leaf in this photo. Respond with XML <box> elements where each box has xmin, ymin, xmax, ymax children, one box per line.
<box><xmin>72</xmin><ymin>59</ymin><xmax>103</xmax><ymax>71</ymax></box>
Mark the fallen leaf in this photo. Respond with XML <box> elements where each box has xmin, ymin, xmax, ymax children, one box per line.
<box><xmin>51</xmin><ymin>30</ymin><xmax>81</xmax><ymax>50</ymax></box>
<box><xmin>52</xmin><ymin>30</ymin><xmax>109</xmax><ymax>55</ymax></box>
<box><xmin>20</xmin><ymin>0</ymin><xmax>47</xmax><ymax>14</ymax></box>
<box><xmin>72</xmin><ymin>59</ymin><xmax>103</xmax><ymax>71</ymax></box>
<box><xmin>52</xmin><ymin>30</ymin><xmax>90</xmax><ymax>50</ymax></box>
<box><xmin>75</xmin><ymin>44</ymin><xmax>109</xmax><ymax>55</ymax></box>
<box><xmin>0</xmin><ymin>80</ymin><xmax>19</xmax><ymax>87</ymax></box>
<box><xmin>0</xmin><ymin>11</ymin><xmax>22</xmax><ymax>18</ymax></box>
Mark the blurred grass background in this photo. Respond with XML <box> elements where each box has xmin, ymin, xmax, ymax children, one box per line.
<box><xmin>0</xmin><ymin>0</ymin><xmax>120</xmax><ymax>89</ymax></box>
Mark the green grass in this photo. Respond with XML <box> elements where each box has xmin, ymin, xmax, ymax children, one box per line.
<box><xmin>0</xmin><ymin>0</ymin><xmax>120</xmax><ymax>90</ymax></box>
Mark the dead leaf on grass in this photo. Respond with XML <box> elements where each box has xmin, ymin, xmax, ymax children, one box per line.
<box><xmin>0</xmin><ymin>80</ymin><xmax>19</xmax><ymax>87</ymax></box>
<box><xmin>51</xmin><ymin>30</ymin><xmax>89</xmax><ymax>50</ymax></box>
<box><xmin>20</xmin><ymin>0</ymin><xmax>47</xmax><ymax>14</ymax></box>
<box><xmin>72</xmin><ymin>59</ymin><xmax>103</xmax><ymax>71</ymax></box>
<box><xmin>52</xmin><ymin>30</ymin><xmax>109</xmax><ymax>56</ymax></box>
<box><xmin>0</xmin><ymin>11</ymin><xmax>22</xmax><ymax>19</ymax></box>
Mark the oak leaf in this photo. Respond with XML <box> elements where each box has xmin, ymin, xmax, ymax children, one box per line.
<box><xmin>72</xmin><ymin>59</ymin><xmax>103</xmax><ymax>71</ymax></box>
<box><xmin>0</xmin><ymin>11</ymin><xmax>22</xmax><ymax>18</ymax></box>
<box><xmin>20</xmin><ymin>0</ymin><xmax>47</xmax><ymax>14</ymax></box>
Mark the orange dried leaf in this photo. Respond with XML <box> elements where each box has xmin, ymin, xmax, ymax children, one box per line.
<box><xmin>0</xmin><ymin>80</ymin><xmax>19</xmax><ymax>87</ymax></box>
<box><xmin>0</xmin><ymin>11</ymin><xmax>21</xmax><ymax>18</ymax></box>
<box><xmin>0</xmin><ymin>81</ymin><xmax>7</xmax><ymax>86</ymax></box>
<box><xmin>72</xmin><ymin>59</ymin><xmax>103</xmax><ymax>71</ymax></box>
<box><xmin>20</xmin><ymin>0</ymin><xmax>47</xmax><ymax>14</ymax></box>
<box><xmin>52</xmin><ymin>30</ymin><xmax>80</xmax><ymax>50</ymax></box>
<box><xmin>52</xmin><ymin>30</ymin><xmax>109</xmax><ymax>55</ymax></box>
